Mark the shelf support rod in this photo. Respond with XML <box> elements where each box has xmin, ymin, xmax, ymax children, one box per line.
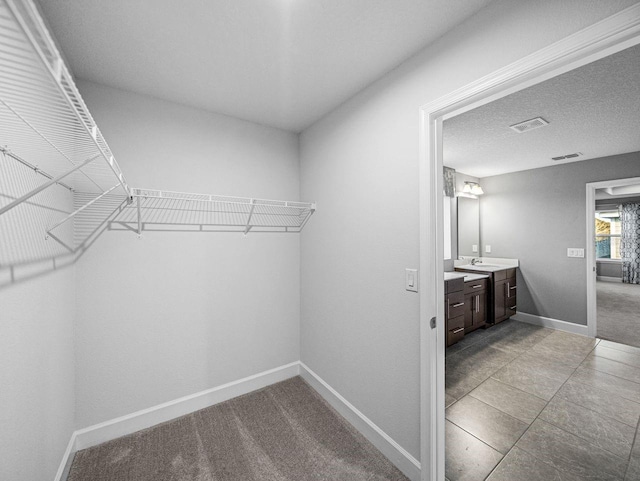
<box><xmin>244</xmin><ymin>199</ymin><xmax>256</xmax><ymax>235</ymax></box>
<box><xmin>0</xmin><ymin>154</ymin><xmax>100</xmax><ymax>217</ymax></box>
<box><xmin>137</xmin><ymin>196</ymin><xmax>142</xmax><ymax>236</ymax></box>
<box><xmin>46</xmin><ymin>184</ymin><xmax>120</xmax><ymax>234</ymax></box>
<box><xmin>0</xmin><ymin>147</ymin><xmax>73</xmax><ymax>191</ymax></box>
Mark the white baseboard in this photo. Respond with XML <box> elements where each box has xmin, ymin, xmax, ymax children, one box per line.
<box><xmin>597</xmin><ymin>276</ymin><xmax>622</xmax><ymax>283</ymax></box>
<box><xmin>512</xmin><ymin>312</ymin><xmax>589</xmax><ymax>337</ymax></box>
<box><xmin>56</xmin><ymin>360</ymin><xmax>418</xmax><ymax>481</ymax></box>
<box><xmin>74</xmin><ymin>362</ymin><xmax>300</xmax><ymax>452</ymax></box>
<box><xmin>54</xmin><ymin>432</ymin><xmax>77</xmax><ymax>481</ymax></box>
<box><xmin>299</xmin><ymin>362</ymin><xmax>421</xmax><ymax>481</ymax></box>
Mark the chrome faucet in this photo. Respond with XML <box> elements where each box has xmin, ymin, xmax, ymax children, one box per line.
<box><xmin>471</xmin><ymin>258</ymin><xmax>480</xmax><ymax>265</ymax></box>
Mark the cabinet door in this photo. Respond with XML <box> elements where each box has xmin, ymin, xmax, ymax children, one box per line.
<box><xmin>473</xmin><ymin>292</ymin><xmax>486</xmax><ymax>326</ymax></box>
<box><xmin>495</xmin><ymin>279</ymin><xmax>507</xmax><ymax>321</ymax></box>
<box><xmin>464</xmin><ymin>293</ymin><xmax>474</xmax><ymax>330</ymax></box>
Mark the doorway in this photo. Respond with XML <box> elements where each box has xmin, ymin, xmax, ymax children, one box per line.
<box><xmin>587</xmin><ymin>177</ymin><xmax>640</xmax><ymax>346</ymax></box>
<box><xmin>419</xmin><ymin>5</ymin><xmax>640</xmax><ymax>480</ymax></box>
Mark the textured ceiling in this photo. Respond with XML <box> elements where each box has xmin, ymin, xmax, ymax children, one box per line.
<box><xmin>37</xmin><ymin>0</ymin><xmax>492</xmax><ymax>132</ymax></box>
<box><xmin>443</xmin><ymin>44</ymin><xmax>640</xmax><ymax>178</ymax></box>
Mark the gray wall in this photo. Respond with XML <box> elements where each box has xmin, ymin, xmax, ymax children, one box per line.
<box><xmin>597</xmin><ymin>261</ymin><xmax>622</xmax><ymax>279</ymax></box>
<box><xmin>481</xmin><ymin>151</ymin><xmax>640</xmax><ymax>325</ymax></box>
<box><xmin>0</xmin><ymin>267</ymin><xmax>75</xmax><ymax>481</ymax></box>
<box><xmin>74</xmin><ymin>81</ymin><xmax>301</xmax><ymax>427</ymax></box>
<box><xmin>300</xmin><ymin>0</ymin><xmax>637</xmax><ymax>459</ymax></box>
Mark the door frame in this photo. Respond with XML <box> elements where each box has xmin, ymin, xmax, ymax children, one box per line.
<box><xmin>586</xmin><ymin>176</ymin><xmax>640</xmax><ymax>338</ymax></box>
<box><xmin>418</xmin><ymin>5</ymin><xmax>640</xmax><ymax>480</ymax></box>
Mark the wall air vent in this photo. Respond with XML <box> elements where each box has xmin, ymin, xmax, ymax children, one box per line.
<box><xmin>509</xmin><ymin>117</ymin><xmax>549</xmax><ymax>133</ymax></box>
<box><xmin>552</xmin><ymin>152</ymin><xmax>583</xmax><ymax>161</ymax></box>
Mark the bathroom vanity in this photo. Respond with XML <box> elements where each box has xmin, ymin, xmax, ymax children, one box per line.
<box><xmin>455</xmin><ymin>263</ymin><xmax>518</xmax><ymax>325</ymax></box>
<box><xmin>444</xmin><ymin>272</ymin><xmax>490</xmax><ymax>347</ymax></box>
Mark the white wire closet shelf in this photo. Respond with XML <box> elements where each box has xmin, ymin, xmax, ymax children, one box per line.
<box><xmin>0</xmin><ymin>0</ymin><xmax>315</xmax><ymax>278</ymax></box>
<box><xmin>111</xmin><ymin>189</ymin><xmax>316</xmax><ymax>234</ymax></box>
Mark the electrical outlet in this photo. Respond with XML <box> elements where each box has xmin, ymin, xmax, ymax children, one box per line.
<box><xmin>485</xmin><ymin>245</ymin><xmax>492</xmax><ymax>253</ymax></box>
<box><xmin>472</xmin><ymin>244</ymin><xmax>478</xmax><ymax>253</ymax></box>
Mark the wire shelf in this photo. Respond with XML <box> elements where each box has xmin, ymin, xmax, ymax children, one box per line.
<box><xmin>110</xmin><ymin>189</ymin><xmax>316</xmax><ymax>234</ymax></box>
<box><xmin>0</xmin><ymin>0</ymin><xmax>130</xmax><ymax>196</ymax></box>
<box><xmin>0</xmin><ymin>0</ymin><xmax>316</xmax><ymax>278</ymax></box>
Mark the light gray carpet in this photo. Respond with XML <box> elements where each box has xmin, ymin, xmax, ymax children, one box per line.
<box><xmin>597</xmin><ymin>280</ymin><xmax>640</xmax><ymax>347</ymax></box>
<box><xmin>67</xmin><ymin>376</ymin><xmax>408</xmax><ymax>481</ymax></box>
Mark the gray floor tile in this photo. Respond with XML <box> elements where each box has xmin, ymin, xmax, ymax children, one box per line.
<box><xmin>593</xmin><ymin>345</ymin><xmax>640</xmax><ymax>368</ymax></box>
<box><xmin>445</xmin><ymin>420</ymin><xmax>503</xmax><ymax>481</ymax></box>
<box><xmin>447</xmin><ymin>343</ymin><xmax>518</xmax><ymax>380</ymax></box>
<box><xmin>469</xmin><ymin>378</ymin><xmax>547</xmax><ymax>424</ymax></box>
<box><xmin>485</xmin><ymin>325</ymin><xmax>553</xmax><ymax>353</ymax></box>
<box><xmin>487</xmin><ymin>447</ymin><xmax>589</xmax><ymax>481</ymax></box>
<box><xmin>509</xmin><ymin>352</ymin><xmax>577</xmax><ymax>380</ymax></box>
<box><xmin>543</xmin><ymin>330</ymin><xmax>599</xmax><ymax>351</ymax></box>
<box><xmin>555</xmin><ymin>378</ymin><xmax>640</xmax><ymax>427</ymax></box>
<box><xmin>526</xmin><ymin>342</ymin><xmax>591</xmax><ymax>369</ymax></box>
<box><xmin>582</xmin><ymin>355</ymin><xmax>640</xmax><ymax>384</ymax></box>
<box><xmin>446</xmin><ymin>396</ymin><xmax>528</xmax><ymax>454</ymax></box>
<box><xmin>491</xmin><ymin>361</ymin><xmax>569</xmax><ymax>401</ymax></box>
<box><xmin>516</xmin><ymin>420</ymin><xmax>627</xmax><ymax>480</ymax></box>
<box><xmin>627</xmin><ymin>456</ymin><xmax>640</xmax><ymax>481</ymax></box>
<box><xmin>446</xmin><ymin>369</ymin><xmax>485</xmax><ymax>400</ymax></box>
<box><xmin>571</xmin><ymin>366</ymin><xmax>640</xmax><ymax>404</ymax></box>
<box><xmin>599</xmin><ymin>339</ymin><xmax>640</xmax><ymax>356</ymax></box>
<box><xmin>539</xmin><ymin>398</ymin><xmax>635</xmax><ymax>458</ymax></box>
<box><xmin>445</xmin><ymin>392</ymin><xmax>457</xmax><ymax>408</ymax></box>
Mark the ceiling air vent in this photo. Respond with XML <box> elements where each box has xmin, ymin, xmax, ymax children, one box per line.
<box><xmin>552</xmin><ymin>152</ymin><xmax>583</xmax><ymax>161</ymax></box>
<box><xmin>509</xmin><ymin>117</ymin><xmax>549</xmax><ymax>133</ymax></box>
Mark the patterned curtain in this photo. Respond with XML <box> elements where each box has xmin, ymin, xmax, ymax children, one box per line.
<box><xmin>620</xmin><ymin>203</ymin><xmax>640</xmax><ymax>284</ymax></box>
<box><xmin>443</xmin><ymin>167</ymin><xmax>456</xmax><ymax>197</ymax></box>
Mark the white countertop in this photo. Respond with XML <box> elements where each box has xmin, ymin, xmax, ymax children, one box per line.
<box><xmin>444</xmin><ymin>271</ymin><xmax>489</xmax><ymax>282</ymax></box>
<box><xmin>455</xmin><ymin>264</ymin><xmax>514</xmax><ymax>273</ymax></box>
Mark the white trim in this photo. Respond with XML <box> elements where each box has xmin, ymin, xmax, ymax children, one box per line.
<box><xmin>56</xmin><ymin>361</ymin><xmax>417</xmax><ymax>481</ymax></box>
<box><xmin>419</xmin><ymin>5</ymin><xmax>640</xmax><ymax>480</ymax></box>
<box><xmin>588</xmin><ymin>176</ymin><xmax>640</xmax><ymax>338</ymax></box>
<box><xmin>597</xmin><ymin>276</ymin><xmax>622</xmax><ymax>283</ymax></box>
<box><xmin>74</xmin><ymin>362</ymin><xmax>300</xmax><ymax>451</ymax></box>
<box><xmin>299</xmin><ymin>362</ymin><xmax>421</xmax><ymax>481</ymax></box>
<box><xmin>54</xmin><ymin>433</ymin><xmax>77</xmax><ymax>481</ymax></box>
<box><xmin>512</xmin><ymin>312</ymin><xmax>589</xmax><ymax>337</ymax></box>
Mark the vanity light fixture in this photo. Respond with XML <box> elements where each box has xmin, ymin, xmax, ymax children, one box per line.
<box><xmin>462</xmin><ymin>181</ymin><xmax>484</xmax><ymax>196</ymax></box>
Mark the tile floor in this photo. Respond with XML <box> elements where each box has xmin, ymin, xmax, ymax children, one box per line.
<box><xmin>445</xmin><ymin>319</ymin><xmax>640</xmax><ymax>481</ymax></box>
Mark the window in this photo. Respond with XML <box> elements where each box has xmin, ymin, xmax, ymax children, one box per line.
<box><xmin>595</xmin><ymin>210</ymin><xmax>621</xmax><ymax>260</ymax></box>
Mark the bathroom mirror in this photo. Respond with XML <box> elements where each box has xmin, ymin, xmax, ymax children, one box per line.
<box><xmin>457</xmin><ymin>196</ymin><xmax>479</xmax><ymax>257</ymax></box>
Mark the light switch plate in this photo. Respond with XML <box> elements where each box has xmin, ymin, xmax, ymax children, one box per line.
<box><xmin>405</xmin><ymin>268</ymin><xmax>418</xmax><ymax>292</ymax></box>
<box><xmin>567</xmin><ymin>248</ymin><xmax>585</xmax><ymax>258</ymax></box>
<box><xmin>472</xmin><ymin>244</ymin><xmax>478</xmax><ymax>253</ymax></box>
<box><xmin>485</xmin><ymin>245</ymin><xmax>492</xmax><ymax>253</ymax></box>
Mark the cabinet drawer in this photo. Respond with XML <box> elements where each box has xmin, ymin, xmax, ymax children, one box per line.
<box><xmin>464</xmin><ymin>279</ymin><xmax>487</xmax><ymax>294</ymax></box>
<box><xmin>445</xmin><ymin>277</ymin><xmax>464</xmax><ymax>294</ymax></box>
<box><xmin>447</xmin><ymin>321</ymin><xmax>465</xmax><ymax>346</ymax></box>
<box><xmin>447</xmin><ymin>291</ymin><xmax>465</xmax><ymax>319</ymax></box>
<box><xmin>447</xmin><ymin>314</ymin><xmax>464</xmax><ymax>331</ymax></box>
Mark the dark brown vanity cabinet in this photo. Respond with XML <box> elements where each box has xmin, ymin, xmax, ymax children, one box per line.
<box><xmin>494</xmin><ymin>268</ymin><xmax>517</xmax><ymax>323</ymax></box>
<box><xmin>445</xmin><ymin>277</ymin><xmax>465</xmax><ymax>347</ymax></box>
<box><xmin>456</xmin><ymin>267</ymin><xmax>517</xmax><ymax>325</ymax></box>
<box><xmin>463</xmin><ymin>279</ymin><xmax>487</xmax><ymax>332</ymax></box>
